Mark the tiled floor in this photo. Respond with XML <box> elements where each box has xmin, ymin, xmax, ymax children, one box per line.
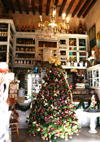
<box><xmin>12</xmin><ymin>127</ymin><xmax>100</xmax><ymax>142</ymax></box>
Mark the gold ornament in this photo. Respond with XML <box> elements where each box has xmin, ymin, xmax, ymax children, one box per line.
<box><xmin>33</xmin><ymin>121</ymin><xmax>37</xmax><ymax>124</ymax></box>
<box><xmin>37</xmin><ymin>127</ymin><xmax>41</xmax><ymax>131</ymax></box>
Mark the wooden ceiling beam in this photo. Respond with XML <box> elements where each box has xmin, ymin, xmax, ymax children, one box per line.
<box><xmin>54</xmin><ymin>0</ymin><xmax>59</xmax><ymax>7</ymax></box>
<box><xmin>23</xmin><ymin>0</ymin><xmax>29</xmax><ymax>14</ymax></box>
<box><xmin>66</xmin><ymin>0</ymin><xmax>75</xmax><ymax>16</ymax></box>
<box><xmin>16</xmin><ymin>0</ymin><xmax>22</xmax><ymax>14</ymax></box>
<box><xmin>77</xmin><ymin>0</ymin><xmax>92</xmax><ymax>17</ymax></box>
<box><xmin>59</xmin><ymin>0</ymin><xmax>67</xmax><ymax>16</ymax></box>
<box><xmin>31</xmin><ymin>0</ymin><xmax>35</xmax><ymax>15</ymax></box>
<box><xmin>46</xmin><ymin>0</ymin><xmax>51</xmax><ymax>16</ymax></box>
<box><xmin>1</xmin><ymin>0</ymin><xmax>9</xmax><ymax>13</ymax></box>
<box><xmin>39</xmin><ymin>0</ymin><xmax>43</xmax><ymax>15</ymax></box>
<box><xmin>83</xmin><ymin>0</ymin><xmax>97</xmax><ymax>18</ymax></box>
<box><xmin>72</xmin><ymin>0</ymin><xmax>84</xmax><ymax>17</ymax></box>
<box><xmin>8</xmin><ymin>0</ymin><xmax>15</xmax><ymax>13</ymax></box>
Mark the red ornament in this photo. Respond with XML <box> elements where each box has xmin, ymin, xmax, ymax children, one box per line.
<box><xmin>58</xmin><ymin>109</ymin><xmax>61</xmax><ymax>112</ymax></box>
<box><xmin>74</xmin><ymin>106</ymin><xmax>76</xmax><ymax>109</ymax></box>
<box><xmin>37</xmin><ymin>114</ymin><xmax>39</xmax><ymax>116</ymax></box>
<box><xmin>65</xmin><ymin>132</ymin><xmax>68</xmax><ymax>135</ymax></box>
<box><xmin>76</xmin><ymin>118</ymin><xmax>78</xmax><ymax>122</ymax></box>
<box><xmin>65</xmin><ymin>88</ymin><xmax>67</xmax><ymax>91</ymax></box>
<box><xmin>31</xmin><ymin>108</ymin><xmax>33</xmax><ymax>111</ymax></box>
<box><xmin>67</xmin><ymin>118</ymin><xmax>69</xmax><ymax>121</ymax></box>
<box><xmin>49</xmin><ymin>139</ymin><xmax>52</xmax><ymax>142</ymax></box>
<box><xmin>41</xmin><ymin>135</ymin><xmax>43</xmax><ymax>138</ymax></box>
<box><xmin>34</xmin><ymin>117</ymin><xmax>36</xmax><ymax>120</ymax></box>
<box><xmin>60</xmin><ymin>116</ymin><xmax>62</xmax><ymax>119</ymax></box>
<box><xmin>29</xmin><ymin>133</ymin><xmax>31</xmax><ymax>136</ymax></box>
<box><xmin>62</xmin><ymin>90</ymin><xmax>64</xmax><ymax>92</ymax></box>
<box><xmin>70</xmin><ymin>123</ymin><xmax>72</xmax><ymax>126</ymax></box>
<box><xmin>67</xmin><ymin>104</ymin><xmax>69</xmax><ymax>106</ymax></box>
<box><xmin>38</xmin><ymin>122</ymin><xmax>40</xmax><ymax>125</ymax></box>
<box><xmin>57</xmin><ymin>89</ymin><xmax>59</xmax><ymax>92</ymax></box>
<box><xmin>38</xmin><ymin>105</ymin><xmax>40</xmax><ymax>107</ymax></box>
<box><xmin>60</xmin><ymin>131</ymin><xmax>62</xmax><ymax>135</ymax></box>
<box><xmin>38</xmin><ymin>99</ymin><xmax>41</xmax><ymax>101</ymax></box>
<box><xmin>48</xmin><ymin>132</ymin><xmax>51</xmax><ymax>135</ymax></box>
<box><xmin>63</xmin><ymin>123</ymin><xmax>66</xmax><ymax>126</ymax></box>
<box><xmin>41</xmin><ymin>109</ymin><xmax>43</xmax><ymax>112</ymax></box>
<box><xmin>45</xmin><ymin>137</ymin><xmax>48</xmax><ymax>140</ymax></box>
<box><xmin>53</xmin><ymin>98</ymin><xmax>56</xmax><ymax>101</ymax></box>
<box><xmin>45</xmin><ymin>116</ymin><xmax>47</xmax><ymax>119</ymax></box>
<box><xmin>62</xmin><ymin>77</ymin><xmax>64</xmax><ymax>80</ymax></box>
<box><xmin>33</xmin><ymin>134</ymin><xmax>35</xmax><ymax>137</ymax></box>
<box><xmin>54</xmin><ymin>136</ymin><xmax>56</xmax><ymax>139</ymax></box>
<box><xmin>50</xmin><ymin>90</ymin><xmax>52</xmax><ymax>92</ymax></box>
<box><xmin>79</xmin><ymin>129</ymin><xmax>81</xmax><ymax>132</ymax></box>
<box><xmin>50</xmin><ymin>96</ymin><xmax>53</xmax><ymax>99</ymax></box>
<box><xmin>41</xmin><ymin>128</ymin><xmax>44</xmax><ymax>132</ymax></box>
<box><xmin>50</xmin><ymin>114</ymin><xmax>53</xmax><ymax>116</ymax></box>
<box><xmin>26</xmin><ymin>120</ymin><xmax>28</xmax><ymax>123</ymax></box>
<box><xmin>59</xmin><ymin>98</ymin><xmax>61</xmax><ymax>100</ymax></box>
<box><xmin>76</xmin><ymin>132</ymin><xmax>79</xmax><ymax>136</ymax></box>
<box><xmin>56</xmin><ymin>132</ymin><xmax>58</xmax><ymax>136</ymax></box>
<box><xmin>69</xmin><ymin>135</ymin><xmax>72</xmax><ymax>139</ymax></box>
<box><xmin>57</xmin><ymin>84</ymin><xmax>59</xmax><ymax>87</ymax></box>
<box><xmin>48</xmin><ymin>107</ymin><xmax>50</xmax><ymax>110</ymax></box>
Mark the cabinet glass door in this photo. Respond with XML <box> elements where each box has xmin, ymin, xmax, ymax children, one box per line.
<box><xmin>79</xmin><ymin>38</ymin><xmax>87</xmax><ymax>64</ymax></box>
<box><xmin>69</xmin><ymin>38</ymin><xmax>77</xmax><ymax>62</ymax></box>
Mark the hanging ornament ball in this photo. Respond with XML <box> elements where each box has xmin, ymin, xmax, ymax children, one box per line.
<box><xmin>33</xmin><ymin>133</ymin><xmax>35</xmax><ymax>137</ymax></box>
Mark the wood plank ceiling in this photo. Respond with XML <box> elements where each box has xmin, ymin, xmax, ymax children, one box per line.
<box><xmin>0</xmin><ymin>0</ymin><xmax>98</xmax><ymax>18</ymax></box>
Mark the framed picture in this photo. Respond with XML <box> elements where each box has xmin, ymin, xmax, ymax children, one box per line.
<box><xmin>89</xmin><ymin>24</ymin><xmax>96</xmax><ymax>53</ymax></box>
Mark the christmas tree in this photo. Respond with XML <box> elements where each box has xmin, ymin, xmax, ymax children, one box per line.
<box><xmin>27</xmin><ymin>57</ymin><xmax>81</xmax><ymax>142</ymax></box>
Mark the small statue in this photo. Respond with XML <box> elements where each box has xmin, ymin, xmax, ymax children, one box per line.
<box><xmin>90</xmin><ymin>95</ymin><xmax>96</xmax><ymax>109</ymax></box>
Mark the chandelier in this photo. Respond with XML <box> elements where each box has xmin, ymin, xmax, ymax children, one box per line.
<box><xmin>38</xmin><ymin>1</ymin><xmax>70</xmax><ymax>34</ymax></box>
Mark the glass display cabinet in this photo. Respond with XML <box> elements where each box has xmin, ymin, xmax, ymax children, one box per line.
<box><xmin>87</xmin><ymin>64</ymin><xmax>100</xmax><ymax>88</ymax></box>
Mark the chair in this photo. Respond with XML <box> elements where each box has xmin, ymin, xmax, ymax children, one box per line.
<box><xmin>6</xmin><ymin>97</ymin><xmax>19</xmax><ymax>139</ymax></box>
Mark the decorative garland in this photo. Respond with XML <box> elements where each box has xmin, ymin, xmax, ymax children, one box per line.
<box><xmin>75</xmin><ymin>100</ymin><xmax>91</xmax><ymax>110</ymax></box>
<box><xmin>15</xmin><ymin>102</ymin><xmax>31</xmax><ymax>112</ymax></box>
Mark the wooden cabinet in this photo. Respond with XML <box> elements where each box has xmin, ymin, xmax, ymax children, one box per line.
<box><xmin>13</xmin><ymin>32</ymin><xmax>36</xmax><ymax>68</ymax></box>
<box><xmin>72</xmin><ymin>89</ymin><xmax>98</xmax><ymax>102</ymax></box>
<box><xmin>58</xmin><ymin>34</ymin><xmax>88</xmax><ymax>69</ymax></box>
<box><xmin>13</xmin><ymin>32</ymin><xmax>88</xmax><ymax>69</ymax></box>
<box><xmin>0</xmin><ymin>19</ymin><xmax>16</xmax><ymax>71</ymax></box>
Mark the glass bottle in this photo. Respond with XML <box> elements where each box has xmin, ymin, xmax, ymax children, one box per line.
<box><xmin>24</xmin><ymin>26</ymin><xmax>28</xmax><ymax>32</ymax></box>
<box><xmin>32</xmin><ymin>26</ymin><xmax>35</xmax><ymax>32</ymax></box>
<box><xmin>16</xmin><ymin>26</ymin><xmax>19</xmax><ymax>32</ymax></box>
<box><xmin>21</xmin><ymin>26</ymin><xmax>24</xmax><ymax>32</ymax></box>
<box><xmin>78</xmin><ymin>21</ymin><xmax>83</xmax><ymax>34</ymax></box>
<box><xmin>28</xmin><ymin>26</ymin><xmax>30</xmax><ymax>32</ymax></box>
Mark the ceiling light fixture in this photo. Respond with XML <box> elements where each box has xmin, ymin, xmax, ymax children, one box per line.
<box><xmin>38</xmin><ymin>0</ymin><xmax>70</xmax><ymax>34</ymax></box>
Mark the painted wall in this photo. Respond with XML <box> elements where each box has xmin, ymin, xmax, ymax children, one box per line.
<box><xmin>9</xmin><ymin>11</ymin><xmax>85</xmax><ymax>33</ymax></box>
<box><xmin>85</xmin><ymin>0</ymin><xmax>100</xmax><ymax>52</ymax></box>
